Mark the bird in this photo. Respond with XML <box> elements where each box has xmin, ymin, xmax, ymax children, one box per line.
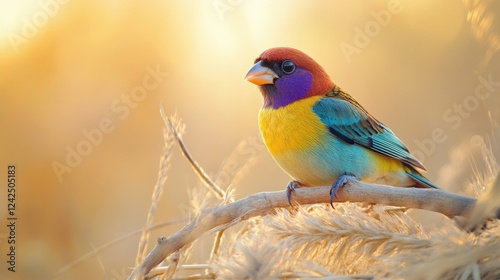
<box><xmin>244</xmin><ymin>47</ymin><xmax>439</xmax><ymax>206</ymax></box>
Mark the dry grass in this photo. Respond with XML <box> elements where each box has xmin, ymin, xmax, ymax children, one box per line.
<box><xmin>54</xmin><ymin>111</ymin><xmax>499</xmax><ymax>280</ymax></box>
<box><xmin>212</xmin><ymin>203</ymin><xmax>499</xmax><ymax>280</ymax></box>
<box><xmin>125</xmin><ymin>107</ymin><xmax>500</xmax><ymax>280</ymax></box>
<box><xmin>134</xmin><ymin>117</ymin><xmax>183</xmax><ymax>266</ymax></box>
<box><xmin>54</xmin><ymin>111</ymin><xmax>498</xmax><ymax>280</ymax></box>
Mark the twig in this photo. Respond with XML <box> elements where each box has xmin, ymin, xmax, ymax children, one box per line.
<box><xmin>157</xmin><ymin>250</ymin><xmax>181</xmax><ymax>279</ymax></box>
<box><xmin>128</xmin><ymin>181</ymin><xmax>477</xmax><ymax>279</ymax></box>
<box><xmin>160</xmin><ymin>106</ymin><xmax>224</xmax><ymax>198</ymax></box>
<box><xmin>210</xmin><ymin>230</ymin><xmax>225</xmax><ymax>259</ymax></box>
<box><xmin>160</xmin><ymin>108</ymin><xmax>233</xmax><ymax>276</ymax></box>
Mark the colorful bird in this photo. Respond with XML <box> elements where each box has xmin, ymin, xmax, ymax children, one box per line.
<box><xmin>244</xmin><ymin>47</ymin><xmax>439</xmax><ymax>206</ymax></box>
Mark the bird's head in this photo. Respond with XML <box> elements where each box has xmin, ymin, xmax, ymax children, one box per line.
<box><xmin>245</xmin><ymin>47</ymin><xmax>334</xmax><ymax>109</ymax></box>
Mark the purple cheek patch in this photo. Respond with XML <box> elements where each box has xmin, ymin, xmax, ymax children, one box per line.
<box><xmin>271</xmin><ymin>71</ymin><xmax>313</xmax><ymax>109</ymax></box>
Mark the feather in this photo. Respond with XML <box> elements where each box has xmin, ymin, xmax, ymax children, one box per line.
<box><xmin>313</xmin><ymin>87</ymin><xmax>427</xmax><ymax>171</ymax></box>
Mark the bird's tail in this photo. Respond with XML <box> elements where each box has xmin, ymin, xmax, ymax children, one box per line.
<box><xmin>404</xmin><ymin>165</ymin><xmax>440</xmax><ymax>189</ymax></box>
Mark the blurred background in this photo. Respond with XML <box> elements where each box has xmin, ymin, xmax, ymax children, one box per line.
<box><xmin>0</xmin><ymin>0</ymin><xmax>499</xmax><ymax>279</ymax></box>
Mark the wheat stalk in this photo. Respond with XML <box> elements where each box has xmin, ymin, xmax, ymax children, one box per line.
<box><xmin>134</xmin><ymin>112</ymin><xmax>183</xmax><ymax>266</ymax></box>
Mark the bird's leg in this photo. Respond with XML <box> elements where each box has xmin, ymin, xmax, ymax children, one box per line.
<box><xmin>286</xmin><ymin>180</ymin><xmax>301</xmax><ymax>206</ymax></box>
<box><xmin>330</xmin><ymin>172</ymin><xmax>359</xmax><ymax>208</ymax></box>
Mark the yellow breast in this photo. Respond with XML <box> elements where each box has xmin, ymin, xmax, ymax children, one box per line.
<box><xmin>258</xmin><ymin>96</ymin><xmax>327</xmax><ymax>155</ymax></box>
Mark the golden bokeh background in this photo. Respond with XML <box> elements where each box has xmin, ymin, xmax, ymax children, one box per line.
<box><xmin>0</xmin><ymin>0</ymin><xmax>499</xmax><ymax>279</ymax></box>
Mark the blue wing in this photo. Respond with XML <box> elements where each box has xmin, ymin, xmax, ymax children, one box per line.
<box><xmin>312</xmin><ymin>88</ymin><xmax>427</xmax><ymax>171</ymax></box>
<box><xmin>405</xmin><ymin>166</ymin><xmax>440</xmax><ymax>189</ymax></box>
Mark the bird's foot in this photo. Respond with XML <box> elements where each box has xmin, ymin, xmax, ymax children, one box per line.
<box><xmin>330</xmin><ymin>173</ymin><xmax>359</xmax><ymax>208</ymax></box>
<box><xmin>286</xmin><ymin>180</ymin><xmax>301</xmax><ymax>206</ymax></box>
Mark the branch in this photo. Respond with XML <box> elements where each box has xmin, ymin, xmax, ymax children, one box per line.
<box><xmin>128</xmin><ymin>181</ymin><xmax>476</xmax><ymax>279</ymax></box>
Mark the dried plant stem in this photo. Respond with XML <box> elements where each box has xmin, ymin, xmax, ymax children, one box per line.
<box><xmin>210</xmin><ymin>230</ymin><xmax>225</xmax><ymax>258</ymax></box>
<box><xmin>161</xmin><ymin>107</ymin><xmax>224</xmax><ymax>198</ymax></box>
<box><xmin>135</xmin><ymin>126</ymin><xmax>176</xmax><ymax>266</ymax></box>
<box><xmin>128</xmin><ymin>182</ymin><xmax>476</xmax><ymax>279</ymax></box>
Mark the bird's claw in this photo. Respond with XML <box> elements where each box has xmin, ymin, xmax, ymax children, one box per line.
<box><xmin>286</xmin><ymin>181</ymin><xmax>300</xmax><ymax>206</ymax></box>
<box><xmin>330</xmin><ymin>173</ymin><xmax>358</xmax><ymax>208</ymax></box>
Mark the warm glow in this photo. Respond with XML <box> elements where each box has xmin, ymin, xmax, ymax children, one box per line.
<box><xmin>0</xmin><ymin>1</ymin><xmax>498</xmax><ymax>279</ymax></box>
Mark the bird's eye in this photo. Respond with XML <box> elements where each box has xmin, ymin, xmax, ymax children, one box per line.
<box><xmin>281</xmin><ymin>60</ymin><xmax>296</xmax><ymax>74</ymax></box>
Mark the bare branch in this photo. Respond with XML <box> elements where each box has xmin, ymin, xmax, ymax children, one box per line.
<box><xmin>128</xmin><ymin>181</ymin><xmax>477</xmax><ymax>279</ymax></box>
